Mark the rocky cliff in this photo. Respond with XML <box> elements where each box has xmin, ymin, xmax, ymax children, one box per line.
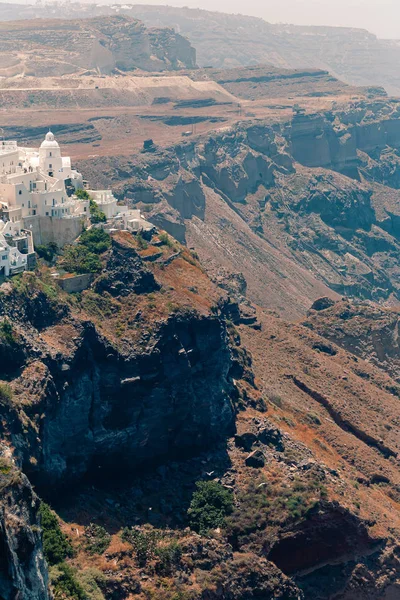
<box><xmin>0</xmin><ymin>453</ymin><xmax>49</xmax><ymax>599</ymax></box>
<box><xmin>77</xmin><ymin>100</ymin><xmax>400</xmax><ymax>314</ymax></box>
<box><xmin>2</xmin><ymin>3</ymin><xmax>400</xmax><ymax>93</ymax></box>
<box><xmin>0</xmin><ymin>229</ymin><xmax>400</xmax><ymax>598</ymax></box>
<box><xmin>0</xmin><ymin>236</ymin><xmax>241</xmax><ymax>490</ymax></box>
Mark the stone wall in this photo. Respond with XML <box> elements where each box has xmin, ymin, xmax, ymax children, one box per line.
<box><xmin>24</xmin><ymin>215</ymin><xmax>84</xmax><ymax>247</ymax></box>
<box><xmin>56</xmin><ymin>273</ymin><xmax>93</xmax><ymax>293</ymax></box>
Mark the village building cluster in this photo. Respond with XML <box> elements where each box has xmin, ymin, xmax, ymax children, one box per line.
<box><xmin>0</xmin><ymin>131</ymin><xmax>152</xmax><ymax>278</ymax></box>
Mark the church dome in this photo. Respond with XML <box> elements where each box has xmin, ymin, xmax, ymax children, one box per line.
<box><xmin>40</xmin><ymin>131</ymin><xmax>60</xmax><ymax>149</ymax></box>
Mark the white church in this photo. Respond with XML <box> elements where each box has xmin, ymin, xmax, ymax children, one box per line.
<box><xmin>0</xmin><ymin>132</ymin><xmax>88</xmax><ymax>230</ymax></box>
<box><xmin>0</xmin><ymin>130</ymin><xmax>151</xmax><ymax>278</ymax></box>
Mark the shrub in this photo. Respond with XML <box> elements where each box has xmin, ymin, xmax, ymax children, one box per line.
<box><xmin>0</xmin><ymin>383</ymin><xmax>13</xmax><ymax>405</ymax></box>
<box><xmin>76</xmin><ymin>568</ymin><xmax>106</xmax><ymax>600</ymax></box>
<box><xmin>49</xmin><ymin>563</ymin><xmax>87</xmax><ymax>600</ymax></box>
<box><xmin>263</xmin><ymin>387</ymin><xmax>283</xmax><ymax>408</ymax></box>
<box><xmin>79</xmin><ymin>229</ymin><xmax>111</xmax><ymax>255</ymax></box>
<box><xmin>75</xmin><ymin>188</ymin><xmax>90</xmax><ymax>200</ymax></box>
<box><xmin>36</xmin><ymin>242</ymin><xmax>58</xmax><ymax>262</ymax></box>
<box><xmin>89</xmin><ymin>199</ymin><xmax>107</xmax><ymax>224</ymax></box>
<box><xmin>121</xmin><ymin>527</ymin><xmax>160</xmax><ymax>567</ymax></box>
<box><xmin>136</xmin><ymin>232</ymin><xmax>148</xmax><ymax>250</ymax></box>
<box><xmin>188</xmin><ymin>481</ymin><xmax>234</xmax><ymax>535</ymax></box>
<box><xmin>0</xmin><ymin>319</ymin><xmax>16</xmax><ymax>345</ymax></box>
<box><xmin>59</xmin><ymin>245</ymin><xmax>102</xmax><ymax>275</ymax></box>
<box><xmin>155</xmin><ymin>541</ymin><xmax>182</xmax><ymax>575</ymax></box>
<box><xmin>83</xmin><ymin>523</ymin><xmax>111</xmax><ymax>555</ymax></box>
<box><xmin>159</xmin><ymin>232</ymin><xmax>173</xmax><ymax>248</ymax></box>
<box><xmin>39</xmin><ymin>503</ymin><xmax>74</xmax><ymax>565</ymax></box>
<box><xmin>305</xmin><ymin>412</ymin><xmax>322</xmax><ymax>426</ymax></box>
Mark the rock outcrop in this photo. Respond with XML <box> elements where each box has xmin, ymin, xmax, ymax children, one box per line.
<box><xmin>78</xmin><ymin>102</ymin><xmax>400</xmax><ymax>312</ymax></box>
<box><xmin>0</xmin><ymin>454</ymin><xmax>49</xmax><ymax>599</ymax></box>
<box><xmin>0</xmin><ymin>239</ymin><xmax>243</xmax><ymax>491</ymax></box>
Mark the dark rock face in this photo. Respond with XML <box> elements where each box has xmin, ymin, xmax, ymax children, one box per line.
<box><xmin>268</xmin><ymin>501</ymin><xmax>382</xmax><ymax>575</ymax></box>
<box><xmin>235</xmin><ymin>432</ymin><xmax>257</xmax><ymax>452</ymax></box>
<box><xmin>310</xmin><ymin>297</ymin><xmax>337</xmax><ymax>312</ymax></box>
<box><xmin>0</xmin><ymin>466</ymin><xmax>49</xmax><ymax>599</ymax></box>
<box><xmin>94</xmin><ymin>237</ymin><xmax>160</xmax><ymax>297</ymax></box>
<box><xmin>15</xmin><ymin>313</ymin><xmax>237</xmax><ymax>490</ymax></box>
<box><xmin>258</xmin><ymin>426</ymin><xmax>284</xmax><ymax>452</ymax></box>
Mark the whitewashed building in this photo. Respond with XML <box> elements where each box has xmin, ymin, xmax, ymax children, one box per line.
<box><xmin>0</xmin><ymin>218</ymin><xmax>35</xmax><ymax>277</ymax></box>
<box><xmin>0</xmin><ymin>132</ymin><xmax>89</xmax><ymax>246</ymax></box>
<box><xmin>85</xmin><ymin>189</ymin><xmax>121</xmax><ymax>220</ymax></box>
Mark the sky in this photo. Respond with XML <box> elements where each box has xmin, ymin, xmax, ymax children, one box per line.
<box><xmin>129</xmin><ymin>0</ymin><xmax>399</xmax><ymax>39</ymax></box>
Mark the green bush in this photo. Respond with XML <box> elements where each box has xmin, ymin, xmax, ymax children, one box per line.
<box><xmin>0</xmin><ymin>383</ymin><xmax>13</xmax><ymax>405</ymax></box>
<box><xmin>155</xmin><ymin>541</ymin><xmax>182</xmax><ymax>575</ymax></box>
<box><xmin>89</xmin><ymin>199</ymin><xmax>107</xmax><ymax>224</ymax></box>
<box><xmin>49</xmin><ymin>563</ymin><xmax>87</xmax><ymax>600</ymax></box>
<box><xmin>159</xmin><ymin>232</ymin><xmax>173</xmax><ymax>248</ymax></box>
<box><xmin>59</xmin><ymin>245</ymin><xmax>102</xmax><ymax>275</ymax></box>
<box><xmin>76</xmin><ymin>568</ymin><xmax>106</xmax><ymax>600</ymax></box>
<box><xmin>0</xmin><ymin>319</ymin><xmax>16</xmax><ymax>345</ymax></box>
<box><xmin>188</xmin><ymin>481</ymin><xmax>234</xmax><ymax>535</ymax></box>
<box><xmin>83</xmin><ymin>523</ymin><xmax>111</xmax><ymax>555</ymax></box>
<box><xmin>75</xmin><ymin>189</ymin><xmax>90</xmax><ymax>200</ymax></box>
<box><xmin>136</xmin><ymin>232</ymin><xmax>148</xmax><ymax>250</ymax></box>
<box><xmin>36</xmin><ymin>242</ymin><xmax>58</xmax><ymax>262</ymax></box>
<box><xmin>39</xmin><ymin>503</ymin><xmax>74</xmax><ymax>565</ymax></box>
<box><xmin>121</xmin><ymin>527</ymin><xmax>160</xmax><ymax>567</ymax></box>
<box><xmin>79</xmin><ymin>229</ymin><xmax>111</xmax><ymax>255</ymax></box>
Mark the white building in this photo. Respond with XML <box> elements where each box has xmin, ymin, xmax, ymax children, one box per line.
<box><xmin>0</xmin><ymin>132</ymin><xmax>89</xmax><ymax>247</ymax></box>
<box><xmin>0</xmin><ymin>218</ymin><xmax>34</xmax><ymax>277</ymax></box>
<box><xmin>85</xmin><ymin>189</ymin><xmax>120</xmax><ymax>220</ymax></box>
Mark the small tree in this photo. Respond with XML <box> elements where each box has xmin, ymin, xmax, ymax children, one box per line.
<box><xmin>0</xmin><ymin>319</ymin><xmax>16</xmax><ymax>345</ymax></box>
<box><xmin>121</xmin><ymin>527</ymin><xmax>160</xmax><ymax>567</ymax></box>
<box><xmin>75</xmin><ymin>188</ymin><xmax>90</xmax><ymax>200</ymax></box>
<box><xmin>36</xmin><ymin>242</ymin><xmax>58</xmax><ymax>262</ymax></box>
<box><xmin>39</xmin><ymin>503</ymin><xmax>74</xmax><ymax>565</ymax></box>
<box><xmin>89</xmin><ymin>199</ymin><xmax>107</xmax><ymax>224</ymax></box>
<box><xmin>188</xmin><ymin>481</ymin><xmax>234</xmax><ymax>535</ymax></box>
<box><xmin>79</xmin><ymin>229</ymin><xmax>111</xmax><ymax>254</ymax></box>
<box><xmin>59</xmin><ymin>245</ymin><xmax>102</xmax><ymax>274</ymax></box>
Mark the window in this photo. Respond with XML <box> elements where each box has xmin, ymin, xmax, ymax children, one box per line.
<box><xmin>49</xmin><ymin>152</ymin><xmax>52</xmax><ymax>157</ymax></box>
<box><xmin>46</xmin><ymin>212</ymin><xmax>49</xmax><ymax>216</ymax></box>
<box><xmin>2</xmin><ymin>255</ymin><xmax>7</xmax><ymax>261</ymax></box>
<box><xmin>49</xmin><ymin>164</ymin><xmax>52</xmax><ymax>168</ymax></box>
<box><xmin>18</xmin><ymin>190</ymin><xmax>22</xmax><ymax>195</ymax></box>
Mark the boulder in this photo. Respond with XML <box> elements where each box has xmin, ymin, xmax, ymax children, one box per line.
<box><xmin>245</xmin><ymin>449</ymin><xmax>265</xmax><ymax>468</ymax></box>
<box><xmin>235</xmin><ymin>432</ymin><xmax>257</xmax><ymax>452</ymax></box>
<box><xmin>258</xmin><ymin>427</ymin><xmax>285</xmax><ymax>452</ymax></box>
<box><xmin>310</xmin><ymin>297</ymin><xmax>336</xmax><ymax>312</ymax></box>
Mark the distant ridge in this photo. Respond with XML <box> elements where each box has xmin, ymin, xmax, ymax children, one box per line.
<box><xmin>1</xmin><ymin>2</ymin><xmax>399</xmax><ymax>94</ymax></box>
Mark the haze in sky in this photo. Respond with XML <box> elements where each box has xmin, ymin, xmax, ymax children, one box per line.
<box><xmin>131</xmin><ymin>0</ymin><xmax>399</xmax><ymax>39</ymax></box>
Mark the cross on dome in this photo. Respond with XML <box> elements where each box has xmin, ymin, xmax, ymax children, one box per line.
<box><xmin>40</xmin><ymin>130</ymin><xmax>60</xmax><ymax>149</ymax></box>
